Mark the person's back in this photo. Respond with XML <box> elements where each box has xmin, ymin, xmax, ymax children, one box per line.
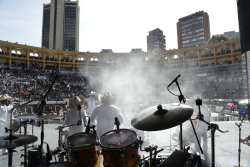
<box><xmin>65</xmin><ymin>108</ymin><xmax>86</xmax><ymax>136</ymax></box>
<box><xmin>64</xmin><ymin>96</ymin><xmax>87</xmax><ymax>136</ymax></box>
<box><xmin>91</xmin><ymin>104</ymin><xmax>123</xmax><ymax>136</ymax></box>
<box><xmin>90</xmin><ymin>91</ymin><xmax>123</xmax><ymax>139</ymax></box>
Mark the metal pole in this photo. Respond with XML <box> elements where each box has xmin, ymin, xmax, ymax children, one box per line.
<box><xmin>24</xmin><ymin>123</ymin><xmax>28</xmax><ymax>167</ymax></box>
<box><xmin>238</xmin><ymin>126</ymin><xmax>241</xmax><ymax>167</ymax></box>
<box><xmin>211</xmin><ymin>127</ymin><xmax>215</xmax><ymax>167</ymax></box>
<box><xmin>180</xmin><ymin>124</ymin><xmax>183</xmax><ymax>150</ymax></box>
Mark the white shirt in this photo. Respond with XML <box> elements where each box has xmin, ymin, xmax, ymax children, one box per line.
<box><xmin>87</xmin><ymin>96</ymin><xmax>95</xmax><ymax>116</ymax></box>
<box><xmin>64</xmin><ymin>108</ymin><xmax>87</xmax><ymax>136</ymax></box>
<box><xmin>0</xmin><ymin>104</ymin><xmax>14</xmax><ymax>123</ymax></box>
<box><xmin>91</xmin><ymin>105</ymin><xmax>123</xmax><ymax>137</ymax></box>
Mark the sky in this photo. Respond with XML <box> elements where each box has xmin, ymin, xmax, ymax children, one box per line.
<box><xmin>0</xmin><ymin>0</ymin><xmax>239</xmax><ymax>53</ymax></box>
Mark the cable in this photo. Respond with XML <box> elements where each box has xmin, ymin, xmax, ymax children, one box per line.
<box><xmin>167</xmin><ymin>85</ymin><xmax>178</xmax><ymax>97</ymax></box>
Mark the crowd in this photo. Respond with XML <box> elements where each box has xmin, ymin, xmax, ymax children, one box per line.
<box><xmin>0</xmin><ymin>63</ymin><xmax>94</xmax><ymax>102</ymax></box>
<box><xmin>0</xmin><ymin>59</ymin><xmax>244</xmax><ymax>103</ymax></box>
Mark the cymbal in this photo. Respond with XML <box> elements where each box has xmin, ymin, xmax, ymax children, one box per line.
<box><xmin>131</xmin><ymin>103</ymin><xmax>193</xmax><ymax>131</ymax></box>
<box><xmin>0</xmin><ymin>135</ymin><xmax>38</xmax><ymax>148</ymax></box>
<box><xmin>15</xmin><ymin>114</ymin><xmax>63</xmax><ymax>120</ymax></box>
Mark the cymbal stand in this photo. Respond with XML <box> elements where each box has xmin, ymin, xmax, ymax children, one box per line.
<box><xmin>235</xmin><ymin>122</ymin><xmax>243</xmax><ymax>167</ymax></box>
<box><xmin>241</xmin><ymin>104</ymin><xmax>250</xmax><ymax>123</ymax></box>
<box><xmin>192</xmin><ymin>99</ymin><xmax>229</xmax><ymax>167</ymax></box>
<box><xmin>4</xmin><ymin>108</ymin><xmax>15</xmax><ymax>167</ymax></box>
<box><xmin>167</xmin><ymin>74</ymin><xmax>202</xmax><ymax>153</ymax></box>
<box><xmin>19</xmin><ymin>120</ymin><xmax>28</xmax><ymax>167</ymax></box>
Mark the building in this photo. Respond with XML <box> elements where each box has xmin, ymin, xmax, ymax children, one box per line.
<box><xmin>41</xmin><ymin>0</ymin><xmax>79</xmax><ymax>51</ymax></box>
<box><xmin>130</xmin><ymin>48</ymin><xmax>143</xmax><ymax>53</ymax></box>
<box><xmin>147</xmin><ymin>28</ymin><xmax>166</xmax><ymax>52</ymax></box>
<box><xmin>221</xmin><ymin>31</ymin><xmax>240</xmax><ymax>39</ymax></box>
<box><xmin>177</xmin><ymin>11</ymin><xmax>211</xmax><ymax>49</ymax></box>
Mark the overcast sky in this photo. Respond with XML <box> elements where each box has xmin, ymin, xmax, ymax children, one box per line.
<box><xmin>0</xmin><ymin>0</ymin><xmax>239</xmax><ymax>53</ymax></box>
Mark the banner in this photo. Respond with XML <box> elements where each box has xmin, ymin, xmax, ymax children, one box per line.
<box><xmin>37</xmin><ymin>76</ymin><xmax>46</xmax><ymax>80</ymax></box>
<box><xmin>197</xmin><ymin>73</ymin><xmax>207</xmax><ymax>77</ymax></box>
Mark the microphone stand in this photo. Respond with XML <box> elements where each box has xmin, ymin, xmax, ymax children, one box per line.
<box><xmin>33</xmin><ymin>64</ymin><xmax>59</xmax><ymax>165</ymax></box>
<box><xmin>167</xmin><ymin>75</ymin><xmax>202</xmax><ymax>153</ymax></box>
<box><xmin>235</xmin><ymin>122</ymin><xmax>243</xmax><ymax>167</ymax></box>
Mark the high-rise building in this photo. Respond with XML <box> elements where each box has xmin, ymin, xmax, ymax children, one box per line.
<box><xmin>147</xmin><ymin>28</ymin><xmax>166</xmax><ymax>52</ymax></box>
<box><xmin>221</xmin><ymin>31</ymin><xmax>240</xmax><ymax>39</ymax></box>
<box><xmin>177</xmin><ymin>11</ymin><xmax>210</xmax><ymax>49</ymax></box>
<box><xmin>42</xmin><ymin>0</ymin><xmax>79</xmax><ymax>51</ymax></box>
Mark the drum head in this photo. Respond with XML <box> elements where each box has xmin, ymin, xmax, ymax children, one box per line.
<box><xmin>65</xmin><ymin>132</ymin><xmax>96</xmax><ymax>149</ymax></box>
<box><xmin>100</xmin><ymin>129</ymin><xmax>137</xmax><ymax>149</ymax></box>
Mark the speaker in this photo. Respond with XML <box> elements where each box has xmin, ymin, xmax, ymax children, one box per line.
<box><xmin>237</xmin><ymin>0</ymin><xmax>250</xmax><ymax>53</ymax></box>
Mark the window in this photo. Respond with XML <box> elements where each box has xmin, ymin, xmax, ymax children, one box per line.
<box><xmin>182</xmin><ymin>21</ymin><xmax>203</xmax><ymax>29</ymax></box>
<box><xmin>183</xmin><ymin>41</ymin><xmax>205</xmax><ymax>48</ymax></box>
<box><xmin>30</xmin><ymin>53</ymin><xmax>34</xmax><ymax>56</ymax></box>
<box><xmin>11</xmin><ymin>50</ymin><xmax>16</xmax><ymax>54</ymax></box>
<box><xmin>182</xmin><ymin>32</ymin><xmax>204</xmax><ymax>40</ymax></box>
<box><xmin>182</xmin><ymin>36</ymin><xmax>205</xmax><ymax>44</ymax></box>
<box><xmin>153</xmin><ymin>29</ymin><xmax>161</xmax><ymax>34</ymax></box>
<box><xmin>181</xmin><ymin>17</ymin><xmax>203</xmax><ymax>25</ymax></box>
<box><xmin>182</xmin><ymin>25</ymin><xmax>204</xmax><ymax>33</ymax></box>
<box><xmin>182</xmin><ymin>28</ymin><xmax>204</xmax><ymax>37</ymax></box>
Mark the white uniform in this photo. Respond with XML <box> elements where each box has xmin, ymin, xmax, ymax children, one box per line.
<box><xmin>0</xmin><ymin>104</ymin><xmax>13</xmax><ymax>154</ymax></box>
<box><xmin>87</xmin><ymin>96</ymin><xmax>96</xmax><ymax>121</ymax></box>
<box><xmin>90</xmin><ymin>105</ymin><xmax>123</xmax><ymax>139</ymax></box>
<box><xmin>194</xmin><ymin>105</ymin><xmax>211</xmax><ymax>153</ymax></box>
<box><xmin>64</xmin><ymin>108</ymin><xmax>87</xmax><ymax>136</ymax></box>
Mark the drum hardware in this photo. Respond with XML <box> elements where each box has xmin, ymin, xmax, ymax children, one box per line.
<box><xmin>0</xmin><ymin>107</ymin><xmax>38</xmax><ymax>167</ymax></box>
<box><xmin>114</xmin><ymin>117</ymin><xmax>120</xmax><ymax>129</ymax></box>
<box><xmin>139</xmin><ymin>146</ymin><xmax>164</xmax><ymax>167</ymax></box>
<box><xmin>58</xmin><ymin>149</ymin><xmax>67</xmax><ymax>162</ymax></box>
<box><xmin>235</xmin><ymin>122</ymin><xmax>243</xmax><ymax>167</ymax></box>
<box><xmin>191</xmin><ymin>98</ymin><xmax>229</xmax><ymax>167</ymax></box>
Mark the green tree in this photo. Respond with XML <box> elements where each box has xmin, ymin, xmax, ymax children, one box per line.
<box><xmin>206</xmin><ymin>35</ymin><xmax>232</xmax><ymax>44</ymax></box>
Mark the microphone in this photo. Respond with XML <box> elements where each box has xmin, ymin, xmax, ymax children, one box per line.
<box><xmin>85</xmin><ymin>117</ymin><xmax>91</xmax><ymax>133</ymax></box>
<box><xmin>114</xmin><ymin>117</ymin><xmax>120</xmax><ymax>129</ymax></box>
<box><xmin>168</xmin><ymin>74</ymin><xmax>181</xmax><ymax>87</ymax></box>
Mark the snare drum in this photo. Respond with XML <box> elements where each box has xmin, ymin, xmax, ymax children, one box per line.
<box><xmin>64</xmin><ymin>132</ymin><xmax>99</xmax><ymax>167</ymax></box>
<box><xmin>100</xmin><ymin>129</ymin><xmax>141</xmax><ymax>167</ymax></box>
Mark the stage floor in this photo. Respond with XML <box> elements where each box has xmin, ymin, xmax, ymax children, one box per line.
<box><xmin>1</xmin><ymin>120</ymin><xmax>250</xmax><ymax>167</ymax></box>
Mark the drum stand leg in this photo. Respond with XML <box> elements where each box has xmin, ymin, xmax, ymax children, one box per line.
<box><xmin>7</xmin><ymin>148</ymin><xmax>14</xmax><ymax>167</ymax></box>
<box><xmin>234</xmin><ymin>122</ymin><xmax>243</xmax><ymax>167</ymax></box>
<box><xmin>20</xmin><ymin>121</ymin><xmax>28</xmax><ymax>167</ymax></box>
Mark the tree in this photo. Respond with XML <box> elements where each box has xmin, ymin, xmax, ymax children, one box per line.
<box><xmin>206</xmin><ymin>35</ymin><xmax>232</xmax><ymax>44</ymax></box>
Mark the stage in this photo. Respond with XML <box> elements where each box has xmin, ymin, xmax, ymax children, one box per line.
<box><xmin>1</xmin><ymin>120</ymin><xmax>250</xmax><ymax>167</ymax></box>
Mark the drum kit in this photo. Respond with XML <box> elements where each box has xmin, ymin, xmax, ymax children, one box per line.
<box><xmin>0</xmin><ymin>74</ymin><xmax>230</xmax><ymax>167</ymax></box>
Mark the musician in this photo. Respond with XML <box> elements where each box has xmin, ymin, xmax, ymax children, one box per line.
<box><xmin>64</xmin><ymin>96</ymin><xmax>87</xmax><ymax>136</ymax></box>
<box><xmin>0</xmin><ymin>94</ymin><xmax>14</xmax><ymax>156</ymax></box>
<box><xmin>90</xmin><ymin>91</ymin><xmax>123</xmax><ymax>140</ymax></box>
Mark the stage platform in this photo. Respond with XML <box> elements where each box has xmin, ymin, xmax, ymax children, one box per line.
<box><xmin>1</xmin><ymin>120</ymin><xmax>250</xmax><ymax>167</ymax></box>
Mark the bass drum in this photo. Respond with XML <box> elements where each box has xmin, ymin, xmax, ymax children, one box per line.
<box><xmin>100</xmin><ymin>129</ymin><xmax>141</xmax><ymax>167</ymax></box>
<box><xmin>64</xmin><ymin>132</ymin><xmax>99</xmax><ymax>167</ymax></box>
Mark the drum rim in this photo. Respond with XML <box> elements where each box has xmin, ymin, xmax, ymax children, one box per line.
<box><xmin>100</xmin><ymin>129</ymin><xmax>139</xmax><ymax>150</ymax></box>
<box><xmin>64</xmin><ymin>132</ymin><xmax>97</xmax><ymax>150</ymax></box>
